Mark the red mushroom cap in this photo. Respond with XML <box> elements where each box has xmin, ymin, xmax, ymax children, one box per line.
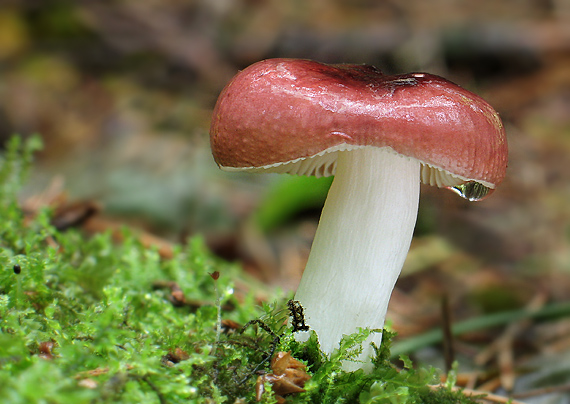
<box><xmin>210</xmin><ymin>58</ymin><xmax>507</xmax><ymax>188</ymax></box>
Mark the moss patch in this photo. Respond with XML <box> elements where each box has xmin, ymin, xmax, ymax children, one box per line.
<box><xmin>0</xmin><ymin>136</ymin><xmax>479</xmax><ymax>403</ymax></box>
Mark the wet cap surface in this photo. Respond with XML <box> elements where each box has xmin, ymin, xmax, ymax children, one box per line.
<box><xmin>210</xmin><ymin>58</ymin><xmax>507</xmax><ymax>188</ymax></box>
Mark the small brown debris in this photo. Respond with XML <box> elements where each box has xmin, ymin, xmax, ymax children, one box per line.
<box><xmin>75</xmin><ymin>367</ymin><xmax>110</xmax><ymax>379</ymax></box>
<box><xmin>255</xmin><ymin>351</ymin><xmax>311</xmax><ymax>402</ymax></box>
<box><xmin>221</xmin><ymin>319</ymin><xmax>241</xmax><ymax>334</ymax></box>
<box><xmin>51</xmin><ymin>200</ymin><xmax>101</xmax><ymax>231</ymax></box>
<box><xmin>38</xmin><ymin>341</ymin><xmax>56</xmax><ymax>360</ymax></box>
<box><xmin>161</xmin><ymin>348</ymin><xmax>190</xmax><ymax>366</ymax></box>
<box><xmin>152</xmin><ymin>281</ymin><xmax>189</xmax><ymax>307</ymax></box>
<box><xmin>152</xmin><ymin>280</ymin><xmax>235</xmax><ymax>311</ymax></box>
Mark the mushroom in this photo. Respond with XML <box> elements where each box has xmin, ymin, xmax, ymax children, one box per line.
<box><xmin>210</xmin><ymin>58</ymin><xmax>507</xmax><ymax>371</ymax></box>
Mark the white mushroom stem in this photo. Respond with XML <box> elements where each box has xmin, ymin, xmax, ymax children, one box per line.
<box><xmin>294</xmin><ymin>147</ymin><xmax>420</xmax><ymax>372</ymax></box>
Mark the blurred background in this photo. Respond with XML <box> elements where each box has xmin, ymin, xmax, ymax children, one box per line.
<box><xmin>1</xmin><ymin>0</ymin><xmax>569</xmax><ymax>401</ymax></box>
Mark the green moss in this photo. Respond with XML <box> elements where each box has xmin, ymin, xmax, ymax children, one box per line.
<box><xmin>0</xmin><ymin>136</ymin><xmax>480</xmax><ymax>403</ymax></box>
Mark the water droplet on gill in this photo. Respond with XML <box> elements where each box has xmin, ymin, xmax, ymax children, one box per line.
<box><xmin>448</xmin><ymin>181</ymin><xmax>494</xmax><ymax>201</ymax></box>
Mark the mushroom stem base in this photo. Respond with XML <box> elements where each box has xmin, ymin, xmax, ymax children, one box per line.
<box><xmin>294</xmin><ymin>147</ymin><xmax>420</xmax><ymax>372</ymax></box>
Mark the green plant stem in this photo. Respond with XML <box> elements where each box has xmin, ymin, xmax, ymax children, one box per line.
<box><xmin>391</xmin><ymin>301</ymin><xmax>570</xmax><ymax>358</ymax></box>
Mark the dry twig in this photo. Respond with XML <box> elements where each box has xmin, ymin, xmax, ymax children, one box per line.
<box><xmin>430</xmin><ymin>384</ymin><xmax>527</xmax><ymax>404</ymax></box>
<box><xmin>475</xmin><ymin>292</ymin><xmax>547</xmax><ymax>391</ymax></box>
